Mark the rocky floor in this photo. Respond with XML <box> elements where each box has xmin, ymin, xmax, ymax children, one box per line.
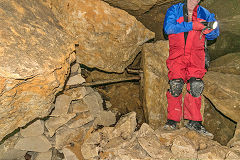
<box><xmin>1</xmin><ymin>63</ymin><xmax>240</xmax><ymax>160</ymax></box>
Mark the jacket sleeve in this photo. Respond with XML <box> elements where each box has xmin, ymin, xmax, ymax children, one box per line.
<box><xmin>205</xmin><ymin>13</ymin><xmax>220</xmax><ymax>40</ymax></box>
<box><xmin>163</xmin><ymin>5</ymin><xmax>193</xmax><ymax>35</ymax></box>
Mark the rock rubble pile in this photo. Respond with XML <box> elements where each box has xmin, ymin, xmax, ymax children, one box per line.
<box><xmin>1</xmin><ymin>63</ymin><xmax>240</xmax><ymax>160</ymax></box>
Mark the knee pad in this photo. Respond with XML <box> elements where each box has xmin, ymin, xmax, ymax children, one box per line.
<box><xmin>188</xmin><ymin>77</ymin><xmax>204</xmax><ymax>97</ymax></box>
<box><xmin>169</xmin><ymin>78</ymin><xmax>184</xmax><ymax>97</ymax></box>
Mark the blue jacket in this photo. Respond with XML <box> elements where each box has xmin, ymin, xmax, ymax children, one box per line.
<box><xmin>163</xmin><ymin>3</ymin><xmax>219</xmax><ymax>40</ymax></box>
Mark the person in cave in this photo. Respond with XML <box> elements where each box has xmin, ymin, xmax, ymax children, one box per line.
<box><xmin>162</xmin><ymin>0</ymin><xmax>219</xmax><ymax>136</ymax></box>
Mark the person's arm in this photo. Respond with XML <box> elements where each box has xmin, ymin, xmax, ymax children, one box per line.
<box><xmin>163</xmin><ymin>5</ymin><xmax>193</xmax><ymax>35</ymax></box>
<box><xmin>205</xmin><ymin>13</ymin><xmax>220</xmax><ymax>40</ymax></box>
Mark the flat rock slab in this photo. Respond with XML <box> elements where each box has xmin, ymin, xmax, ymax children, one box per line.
<box><xmin>20</xmin><ymin>120</ymin><xmax>44</xmax><ymax>137</ymax></box>
<box><xmin>14</xmin><ymin>135</ymin><xmax>52</xmax><ymax>152</ymax></box>
<box><xmin>203</xmin><ymin>71</ymin><xmax>240</xmax><ymax>122</ymax></box>
<box><xmin>45</xmin><ymin>113</ymin><xmax>76</xmax><ymax>137</ymax></box>
<box><xmin>52</xmin><ymin>94</ymin><xmax>72</xmax><ymax>116</ymax></box>
<box><xmin>142</xmin><ymin>40</ymin><xmax>169</xmax><ymax>129</ymax></box>
<box><xmin>209</xmin><ymin>52</ymin><xmax>240</xmax><ymax>75</ymax></box>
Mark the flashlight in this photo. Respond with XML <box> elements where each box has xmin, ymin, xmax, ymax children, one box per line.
<box><xmin>201</xmin><ymin>21</ymin><xmax>218</xmax><ymax>30</ymax></box>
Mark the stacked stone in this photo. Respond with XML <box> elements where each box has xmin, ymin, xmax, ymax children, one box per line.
<box><xmin>0</xmin><ymin>63</ymin><xmax>116</xmax><ymax>160</ymax></box>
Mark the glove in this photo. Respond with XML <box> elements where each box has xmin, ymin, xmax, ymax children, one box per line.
<box><xmin>192</xmin><ymin>21</ymin><xmax>206</xmax><ymax>31</ymax></box>
<box><xmin>203</xmin><ymin>28</ymin><xmax>213</xmax><ymax>34</ymax></box>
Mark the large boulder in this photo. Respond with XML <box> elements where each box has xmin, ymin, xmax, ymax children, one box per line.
<box><xmin>209</xmin><ymin>53</ymin><xmax>240</xmax><ymax>75</ymax></box>
<box><xmin>142</xmin><ymin>40</ymin><xmax>169</xmax><ymax>129</ymax></box>
<box><xmin>0</xmin><ymin>0</ymin><xmax>75</xmax><ymax>141</ymax></box>
<box><xmin>203</xmin><ymin>97</ymin><xmax>236</xmax><ymax>146</ymax></box>
<box><xmin>203</xmin><ymin>71</ymin><xmax>240</xmax><ymax>122</ymax></box>
<box><xmin>48</xmin><ymin>0</ymin><xmax>155</xmax><ymax>73</ymax></box>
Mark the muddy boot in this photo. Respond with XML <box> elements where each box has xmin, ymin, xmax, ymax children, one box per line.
<box><xmin>185</xmin><ymin>120</ymin><xmax>214</xmax><ymax>138</ymax></box>
<box><xmin>163</xmin><ymin>119</ymin><xmax>177</xmax><ymax>130</ymax></box>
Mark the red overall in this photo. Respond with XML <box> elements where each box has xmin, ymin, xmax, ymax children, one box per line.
<box><xmin>166</xmin><ymin>6</ymin><xmax>207</xmax><ymax>122</ymax></box>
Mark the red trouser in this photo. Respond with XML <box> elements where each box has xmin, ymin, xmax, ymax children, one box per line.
<box><xmin>166</xmin><ymin>31</ymin><xmax>207</xmax><ymax>122</ymax></box>
<box><xmin>166</xmin><ymin>84</ymin><xmax>202</xmax><ymax>122</ymax></box>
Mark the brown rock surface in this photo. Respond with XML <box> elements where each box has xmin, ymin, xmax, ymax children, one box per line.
<box><xmin>203</xmin><ymin>71</ymin><xmax>240</xmax><ymax>122</ymax></box>
<box><xmin>203</xmin><ymin>97</ymin><xmax>236</xmax><ymax>146</ymax></box>
<box><xmin>103</xmin><ymin>0</ymin><xmax>157</xmax><ymax>14</ymax></box>
<box><xmin>49</xmin><ymin>0</ymin><xmax>155</xmax><ymax>73</ymax></box>
<box><xmin>171</xmin><ymin>135</ymin><xmax>197</xmax><ymax>159</ymax></box>
<box><xmin>209</xmin><ymin>53</ymin><xmax>240</xmax><ymax>75</ymax></box>
<box><xmin>0</xmin><ymin>0</ymin><xmax>75</xmax><ymax>141</ymax></box>
<box><xmin>198</xmin><ymin>146</ymin><xmax>228</xmax><ymax>160</ymax></box>
<box><xmin>142</xmin><ymin>40</ymin><xmax>169</xmax><ymax>129</ymax></box>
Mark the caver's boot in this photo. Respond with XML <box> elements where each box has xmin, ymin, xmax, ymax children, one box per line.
<box><xmin>185</xmin><ymin>120</ymin><xmax>214</xmax><ymax>138</ymax></box>
<box><xmin>163</xmin><ymin>119</ymin><xmax>177</xmax><ymax>130</ymax></box>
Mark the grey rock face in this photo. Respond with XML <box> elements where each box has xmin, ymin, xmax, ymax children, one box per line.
<box><xmin>14</xmin><ymin>135</ymin><xmax>52</xmax><ymax>152</ymax></box>
<box><xmin>20</xmin><ymin>120</ymin><xmax>44</xmax><ymax>137</ymax></box>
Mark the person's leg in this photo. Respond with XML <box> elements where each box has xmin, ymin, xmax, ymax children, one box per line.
<box><xmin>184</xmin><ymin>50</ymin><xmax>212</xmax><ymax>136</ymax></box>
<box><xmin>164</xmin><ymin>54</ymin><xmax>187</xmax><ymax>129</ymax></box>
<box><xmin>183</xmin><ymin>79</ymin><xmax>203</xmax><ymax>121</ymax></box>
<box><xmin>166</xmin><ymin>79</ymin><xmax>184</xmax><ymax>122</ymax></box>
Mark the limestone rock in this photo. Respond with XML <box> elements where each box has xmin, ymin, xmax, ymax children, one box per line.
<box><xmin>62</xmin><ymin>147</ymin><xmax>79</xmax><ymax>160</ymax></box>
<box><xmin>49</xmin><ymin>0</ymin><xmax>155</xmax><ymax>73</ymax></box>
<box><xmin>81</xmin><ymin>143</ymin><xmax>100</xmax><ymax>160</ymax></box>
<box><xmin>68</xmin><ymin>99</ymin><xmax>89</xmax><ymax>114</ymax></box>
<box><xmin>203</xmin><ymin>97</ymin><xmax>236</xmax><ymax>146</ymax></box>
<box><xmin>142</xmin><ymin>40</ymin><xmax>169</xmax><ymax>129</ymax></box>
<box><xmin>0</xmin><ymin>0</ymin><xmax>75</xmax><ymax>141</ymax></box>
<box><xmin>55</xmin><ymin>126</ymin><xmax>86</xmax><ymax>150</ymax></box>
<box><xmin>70</xmin><ymin>63</ymin><xmax>81</xmax><ymax>75</ymax></box>
<box><xmin>102</xmin><ymin>134</ymin><xmax>149</xmax><ymax>159</ymax></box>
<box><xmin>138</xmin><ymin>134</ymin><xmax>172</xmax><ymax>159</ymax></box>
<box><xmin>84</xmin><ymin>132</ymin><xmax>102</xmax><ymax>145</ymax></box>
<box><xmin>97</xmin><ymin>127</ymin><xmax>115</xmax><ymax>141</ymax></box>
<box><xmin>14</xmin><ymin>135</ymin><xmax>52</xmax><ymax>152</ymax></box>
<box><xmin>67</xmin><ymin>112</ymin><xmax>94</xmax><ymax>129</ymax></box>
<box><xmin>20</xmin><ymin>120</ymin><xmax>44</xmax><ymax>137</ymax></box>
<box><xmin>103</xmin><ymin>139</ymin><xmax>150</xmax><ymax>159</ymax></box>
<box><xmin>35</xmin><ymin>151</ymin><xmax>52</xmax><ymax>160</ymax></box>
<box><xmin>94</xmin><ymin>111</ymin><xmax>116</xmax><ymax>127</ymax></box>
<box><xmin>112</xmin><ymin>112</ymin><xmax>137</xmax><ymax>139</ymax></box>
<box><xmin>198</xmin><ymin>146</ymin><xmax>228</xmax><ymax>160</ymax></box>
<box><xmin>0</xmin><ymin>149</ymin><xmax>26</xmax><ymax>160</ymax></box>
<box><xmin>103</xmin><ymin>137</ymin><xmax>126</xmax><ymax>151</ymax></box>
<box><xmin>155</xmin><ymin>128</ymin><xmax>188</xmax><ymax>147</ymax></box>
<box><xmin>83</xmin><ymin>91</ymin><xmax>103</xmax><ymax>118</ymax></box>
<box><xmin>226</xmin><ymin>150</ymin><xmax>240</xmax><ymax>160</ymax></box>
<box><xmin>209</xmin><ymin>53</ymin><xmax>240</xmax><ymax>75</ymax></box>
<box><xmin>103</xmin><ymin>0</ymin><xmax>157</xmax><ymax>14</ymax></box>
<box><xmin>45</xmin><ymin>114</ymin><xmax>76</xmax><ymax>137</ymax></box>
<box><xmin>81</xmin><ymin>132</ymin><xmax>102</xmax><ymax>159</ymax></box>
<box><xmin>135</xmin><ymin>123</ymin><xmax>154</xmax><ymax>138</ymax></box>
<box><xmin>0</xmin><ymin>134</ymin><xmax>27</xmax><ymax>160</ymax></box>
<box><xmin>171</xmin><ymin>135</ymin><xmax>197</xmax><ymax>159</ymax></box>
<box><xmin>64</xmin><ymin>87</ymin><xmax>88</xmax><ymax>101</ymax></box>
<box><xmin>203</xmin><ymin>71</ymin><xmax>240</xmax><ymax>122</ymax></box>
<box><xmin>66</xmin><ymin>74</ymin><xmax>86</xmax><ymax>86</ymax></box>
<box><xmin>51</xmin><ymin>94</ymin><xmax>72</xmax><ymax>116</ymax></box>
